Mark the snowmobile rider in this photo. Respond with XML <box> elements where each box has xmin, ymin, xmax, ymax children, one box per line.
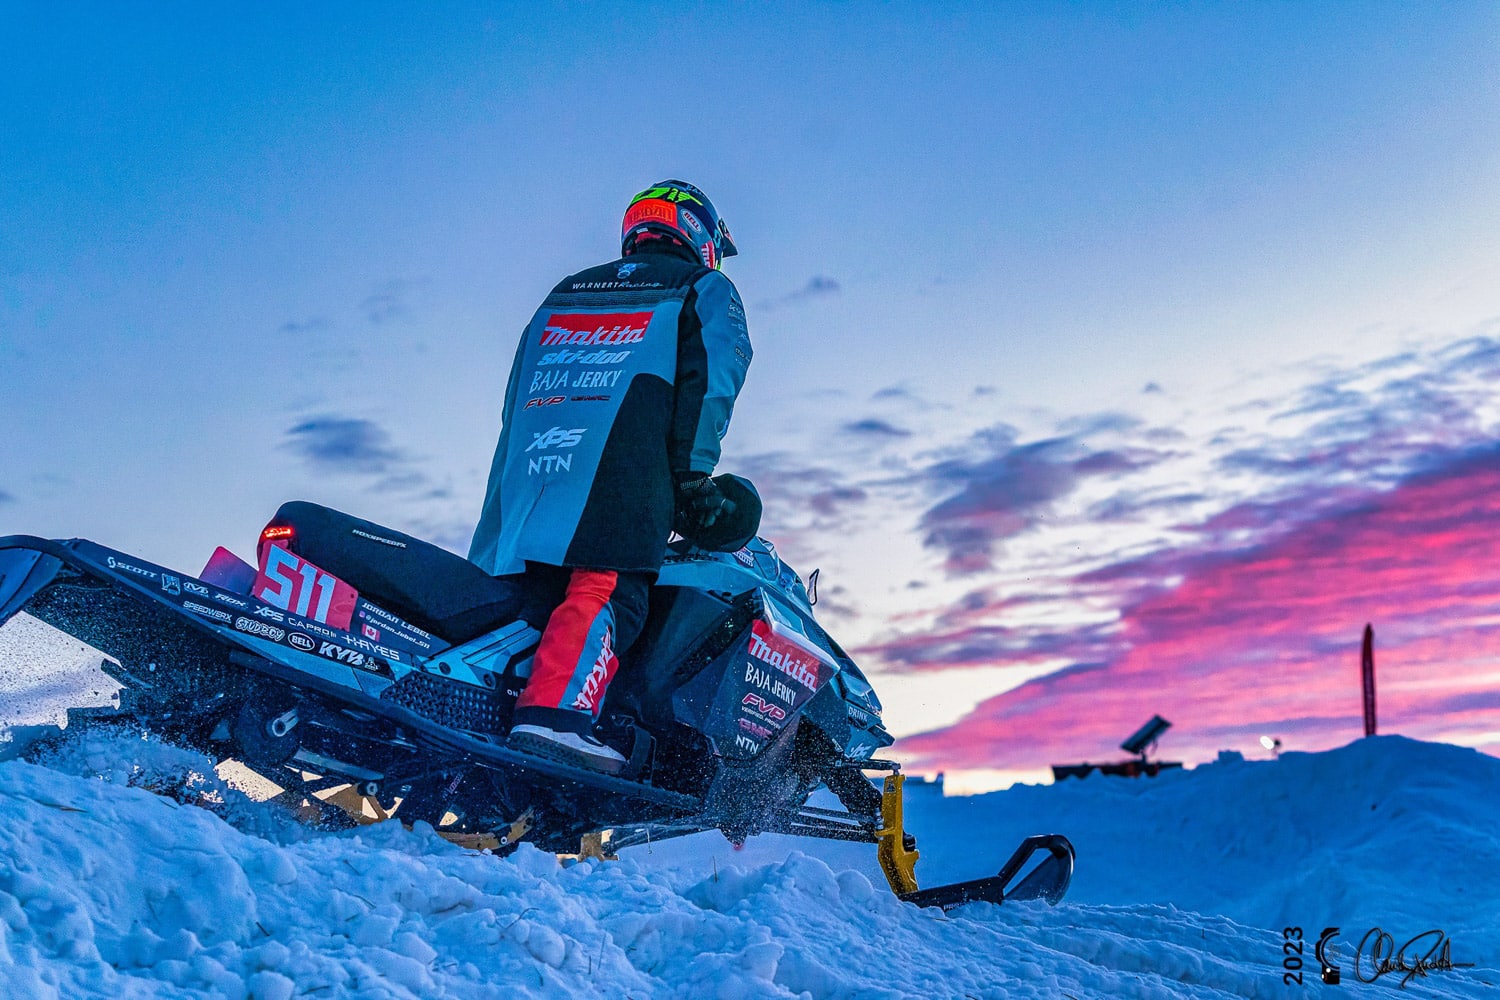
<box><xmin>468</xmin><ymin>180</ymin><xmax>753</xmax><ymax>774</ymax></box>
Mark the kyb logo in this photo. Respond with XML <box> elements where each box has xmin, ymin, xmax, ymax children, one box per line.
<box><xmin>539</xmin><ymin>311</ymin><xmax>650</xmax><ymax>347</ymax></box>
<box><xmin>318</xmin><ymin>641</ymin><xmax>366</xmax><ymax>667</ymax></box>
<box><xmin>526</xmin><ymin>426</ymin><xmax>586</xmax><ymax>475</ymax></box>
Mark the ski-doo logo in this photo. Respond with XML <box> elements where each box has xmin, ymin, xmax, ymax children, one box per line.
<box><xmin>184</xmin><ymin>601</ymin><xmax>232</xmax><ymax>623</ymax></box>
<box><xmin>741</xmin><ymin>693</ymin><xmax>787</xmax><ymax>723</ymax></box>
<box><xmin>288</xmin><ymin>632</ymin><xmax>316</xmax><ymax>651</ymax></box>
<box><xmin>234</xmin><ymin>617</ymin><xmax>286</xmax><ymax>642</ymax></box>
<box><xmin>160</xmin><ymin>574</ymin><xmax>181</xmax><ymax>595</ymax></box>
<box><xmin>746</xmin><ymin>621</ymin><xmax>822</xmax><ymax>690</ymax></box>
<box><xmin>253</xmin><ymin>606</ymin><xmax>286</xmax><ymax>623</ymax></box>
<box><xmin>184</xmin><ymin>581</ymin><xmax>210</xmax><ymax>596</ymax></box>
<box><xmin>539</xmin><ymin>311</ymin><xmax>650</xmax><ymax>347</ymax></box>
<box><xmin>106</xmin><ymin>556</ymin><xmax>157</xmax><ymax>580</ymax></box>
<box><xmin>537</xmin><ymin>348</ymin><xmax>632</xmax><ymax>367</ymax></box>
<box><xmin>318</xmin><ymin>641</ymin><xmax>366</xmax><ymax>667</ymax></box>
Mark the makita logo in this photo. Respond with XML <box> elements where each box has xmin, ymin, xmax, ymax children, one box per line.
<box><xmin>539</xmin><ymin>311</ymin><xmax>650</xmax><ymax>347</ymax></box>
<box><xmin>234</xmin><ymin>617</ymin><xmax>286</xmax><ymax>642</ymax></box>
<box><xmin>747</xmin><ymin>622</ymin><xmax>821</xmax><ymax>690</ymax></box>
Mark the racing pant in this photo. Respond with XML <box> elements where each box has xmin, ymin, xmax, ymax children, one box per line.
<box><xmin>511</xmin><ymin>565</ymin><xmax>652</xmax><ymax>736</ymax></box>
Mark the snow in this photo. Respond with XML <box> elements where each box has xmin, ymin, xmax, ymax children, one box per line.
<box><xmin>1</xmin><ymin>628</ymin><xmax>1497</xmax><ymax>997</ymax></box>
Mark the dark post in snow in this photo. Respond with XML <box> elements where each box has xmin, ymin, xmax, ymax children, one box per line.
<box><xmin>1361</xmin><ymin>624</ymin><xmax>1377</xmax><ymax>737</ymax></box>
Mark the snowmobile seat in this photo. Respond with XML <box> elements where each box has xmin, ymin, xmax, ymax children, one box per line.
<box><xmin>262</xmin><ymin>501</ymin><xmax>524</xmax><ymax>645</ymax></box>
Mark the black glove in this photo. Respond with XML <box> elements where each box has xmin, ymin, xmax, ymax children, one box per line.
<box><xmin>673</xmin><ymin>471</ymin><xmax>736</xmax><ymax>541</ymax></box>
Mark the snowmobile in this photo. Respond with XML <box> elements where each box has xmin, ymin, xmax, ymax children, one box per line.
<box><xmin>0</xmin><ymin>500</ymin><xmax>1073</xmax><ymax>909</ymax></box>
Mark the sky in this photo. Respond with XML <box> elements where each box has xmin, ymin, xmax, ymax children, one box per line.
<box><xmin>3</xmin><ymin>3</ymin><xmax>1499</xmax><ymax>791</ymax></box>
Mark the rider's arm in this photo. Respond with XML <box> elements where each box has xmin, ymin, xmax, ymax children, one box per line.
<box><xmin>669</xmin><ymin>269</ymin><xmax>752</xmax><ymax>475</ymax></box>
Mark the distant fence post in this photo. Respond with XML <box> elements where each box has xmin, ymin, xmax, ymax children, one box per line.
<box><xmin>1361</xmin><ymin>624</ymin><xmax>1377</xmax><ymax>737</ymax></box>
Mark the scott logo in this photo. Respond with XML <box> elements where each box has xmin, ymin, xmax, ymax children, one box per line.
<box><xmin>526</xmin><ymin>427</ymin><xmax>586</xmax><ymax>452</ymax></box>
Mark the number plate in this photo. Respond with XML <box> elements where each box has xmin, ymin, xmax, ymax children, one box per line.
<box><xmin>251</xmin><ymin>544</ymin><xmax>358</xmax><ymax>631</ymax></box>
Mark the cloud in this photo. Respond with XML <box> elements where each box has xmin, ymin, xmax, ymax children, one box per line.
<box><xmin>0</xmin><ymin>490</ymin><xmax>13</xmax><ymax>505</ymax></box>
<box><xmin>843</xmin><ymin>418</ymin><xmax>911</xmax><ymax>438</ymax></box>
<box><xmin>756</xmin><ymin>275</ymin><xmax>840</xmax><ymax>310</ymax></box>
<box><xmin>820</xmin><ymin>332</ymin><xmax>1500</xmax><ymax>777</ymax></box>
<box><xmin>278</xmin><ymin>317</ymin><xmax>330</xmax><ymax>336</ymax></box>
<box><xmin>916</xmin><ymin>432</ymin><xmax>1166</xmax><ymax>573</ymax></box>
<box><xmin>283</xmin><ymin>416</ymin><xmax>404</xmax><ymax>475</ymax></box>
<box><xmin>898</xmin><ymin>443</ymin><xmax>1500</xmax><ymax>771</ymax></box>
<box><xmin>360</xmin><ymin>278</ymin><xmax>428</xmax><ymax>325</ymax></box>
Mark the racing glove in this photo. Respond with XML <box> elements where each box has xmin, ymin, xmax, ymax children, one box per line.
<box><xmin>673</xmin><ymin>471</ymin><xmax>736</xmax><ymax>540</ymax></box>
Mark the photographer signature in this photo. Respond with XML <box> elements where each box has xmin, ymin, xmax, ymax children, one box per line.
<box><xmin>1355</xmin><ymin>927</ymin><xmax>1474</xmax><ymax>988</ymax></box>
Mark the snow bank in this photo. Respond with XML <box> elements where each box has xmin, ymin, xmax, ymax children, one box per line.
<box><xmin>0</xmin><ymin>730</ymin><xmax>1494</xmax><ymax>998</ymax></box>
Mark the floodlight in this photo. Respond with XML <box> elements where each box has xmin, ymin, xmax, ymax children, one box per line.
<box><xmin>1120</xmin><ymin>715</ymin><xmax>1172</xmax><ymax>758</ymax></box>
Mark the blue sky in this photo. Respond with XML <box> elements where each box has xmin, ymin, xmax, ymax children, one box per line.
<box><xmin>3</xmin><ymin>4</ymin><xmax>1499</xmax><ymax>790</ymax></box>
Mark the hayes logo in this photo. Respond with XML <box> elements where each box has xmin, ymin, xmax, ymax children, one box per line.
<box><xmin>288</xmin><ymin>632</ymin><xmax>316</xmax><ymax>651</ymax></box>
<box><xmin>747</xmin><ymin>620</ymin><xmax>823</xmax><ymax>690</ymax></box>
<box><xmin>234</xmin><ymin>617</ymin><xmax>286</xmax><ymax>642</ymax></box>
<box><xmin>539</xmin><ymin>311</ymin><xmax>650</xmax><ymax>347</ymax></box>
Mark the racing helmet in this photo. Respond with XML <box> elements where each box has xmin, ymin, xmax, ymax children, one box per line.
<box><xmin>621</xmin><ymin>179</ymin><xmax>738</xmax><ymax>269</ymax></box>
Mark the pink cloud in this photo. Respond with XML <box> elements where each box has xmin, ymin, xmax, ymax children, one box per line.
<box><xmin>897</xmin><ymin>446</ymin><xmax>1500</xmax><ymax>773</ymax></box>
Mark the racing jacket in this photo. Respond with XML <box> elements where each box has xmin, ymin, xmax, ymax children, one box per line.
<box><xmin>468</xmin><ymin>247</ymin><xmax>752</xmax><ymax>576</ymax></box>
